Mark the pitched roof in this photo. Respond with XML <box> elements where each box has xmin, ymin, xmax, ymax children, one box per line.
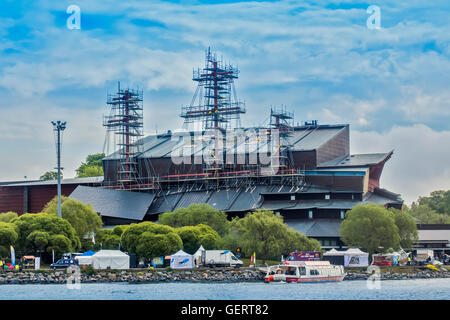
<box><xmin>318</xmin><ymin>151</ymin><xmax>393</xmax><ymax>168</ymax></box>
<box><xmin>69</xmin><ymin>185</ymin><xmax>155</xmax><ymax>221</ymax></box>
<box><xmin>3</xmin><ymin>176</ymin><xmax>104</xmax><ymax>187</ymax></box>
<box><xmin>285</xmin><ymin>219</ymin><xmax>342</xmax><ymax>237</ymax></box>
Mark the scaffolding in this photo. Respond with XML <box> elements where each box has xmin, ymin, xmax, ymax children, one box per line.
<box><xmin>103</xmin><ymin>82</ymin><xmax>144</xmax><ymax>189</ymax></box>
<box><xmin>180</xmin><ymin>47</ymin><xmax>246</xmax><ymax>131</ymax></box>
<box><xmin>269</xmin><ymin>106</ymin><xmax>295</xmax><ymax>174</ymax></box>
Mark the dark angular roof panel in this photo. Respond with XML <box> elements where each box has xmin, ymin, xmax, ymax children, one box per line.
<box><xmin>69</xmin><ymin>186</ymin><xmax>155</xmax><ymax>221</ymax></box>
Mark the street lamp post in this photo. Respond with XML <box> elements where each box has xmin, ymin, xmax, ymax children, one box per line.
<box><xmin>51</xmin><ymin>121</ymin><xmax>67</xmax><ymax>219</ymax></box>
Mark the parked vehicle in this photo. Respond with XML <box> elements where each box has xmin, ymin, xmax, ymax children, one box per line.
<box><xmin>50</xmin><ymin>258</ymin><xmax>78</xmax><ymax>270</ymax></box>
<box><xmin>202</xmin><ymin>250</ymin><xmax>243</xmax><ymax>268</ymax></box>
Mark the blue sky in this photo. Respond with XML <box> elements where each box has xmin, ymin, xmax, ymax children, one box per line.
<box><xmin>0</xmin><ymin>0</ymin><xmax>449</xmax><ymax>203</ymax></box>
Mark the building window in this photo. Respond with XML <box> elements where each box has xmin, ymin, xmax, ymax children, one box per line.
<box><xmin>308</xmin><ymin>210</ymin><xmax>313</xmax><ymax>219</ymax></box>
<box><xmin>325</xmin><ymin>194</ymin><xmax>330</xmax><ymax>200</ymax></box>
<box><xmin>352</xmin><ymin>194</ymin><xmax>355</xmax><ymax>200</ymax></box>
<box><xmin>290</xmin><ymin>194</ymin><xmax>295</xmax><ymax>201</ymax></box>
<box><xmin>275</xmin><ymin>211</ymin><xmax>280</xmax><ymax>216</ymax></box>
<box><xmin>340</xmin><ymin>210</ymin><xmax>345</xmax><ymax>219</ymax></box>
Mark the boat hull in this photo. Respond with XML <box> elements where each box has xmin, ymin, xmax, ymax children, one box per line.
<box><xmin>265</xmin><ymin>274</ymin><xmax>346</xmax><ymax>283</ymax></box>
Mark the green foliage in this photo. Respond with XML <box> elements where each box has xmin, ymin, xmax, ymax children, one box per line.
<box><xmin>417</xmin><ymin>190</ymin><xmax>450</xmax><ymax>215</ymax></box>
<box><xmin>136</xmin><ymin>232</ymin><xmax>183</xmax><ymax>260</ymax></box>
<box><xmin>76</xmin><ymin>153</ymin><xmax>105</xmax><ymax>178</ymax></box>
<box><xmin>121</xmin><ymin>222</ymin><xmax>182</xmax><ymax>259</ymax></box>
<box><xmin>103</xmin><ymin>234</ymin><xmax>121</xmax><ymax>249</ymax></box>
<box><xmin>0</xmin><ymin>212</ymin><xmax>18</xmax><ymax>223</ymax></box>
<box><xmin>158</xmin><ymin>203</ymin><xmax>230</xmax><ymax>235</ymax></box>
<box><xmin>112</xmin><ymin>225</ymin><xmax>129</xmax><ymax>237</ymax></box>
<box><xmin>11</xmin><ymin>213</ymin><xmax>80</xmax><ymax>256</ymax></box>
<box><xmin>0</xmin><ymin>222</ymin><xmax>18</xmax><ymax>248</ymax></box>
<box><xmin>340</xmin><ymin>204</ymin><xmax>401</xmax><ymax>254</ymax></box>
<box><xmin>43</xmin><ymin>196</ymin><xmax>102</xmax><ymax>243</ymax></box>
<box><xmin>0</xmin><ymin>246</ymin><xmax>9</xmax><ymax>258</ymax></box>
<box><xmin>39</xmin><ymin>171</ymin><xmax>60</xmax><ymax>181</ymax></box>
<box><xmin>47</xmin><ymin>234</ymin><xmax>72</xmax><ymax>257</ymax></box>
<box><xmin>389</xmin><ymin>208</ymin><xmax>418</xmax><ymax>250</ymax></box>
<box><xmin>27</xmin><ymin>231</ymin><xmax>49</xmax><ymax>251</ymax></box>
<box><xmin>176</xmin><ymin>224</ymin><xmax>222</xmax><ymax>254</ymax></box>
<box><xmin>406</xmin><ymin>204</ymin><xmax>450</xmax><ymax>224</ymax></box>
<box><xmin>228</xmin><ymin>210</ymin><xmax>321</xmax><ymax>260</ymax></box>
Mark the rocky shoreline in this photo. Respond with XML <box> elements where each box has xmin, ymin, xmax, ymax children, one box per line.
<box><xmin>345</xmin><ymin>268</ymin><xmax>450</xmax><ymax>281</ymax></box>
<box><xmin>0</xmin><ymin>267</ymin><xmax>449</xmax><ymax>284</ymax></box>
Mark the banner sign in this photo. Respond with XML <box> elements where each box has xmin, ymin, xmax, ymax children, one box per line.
<box><xmin>288</xmin><ymin>251</ymin><xmax>321</xmax><ymax>261</ymax></box>
<box><xmin>35</xmin><ymin>257</ymin><xmax>40</xmax><ymax>270</ymax></box>
<box><xmin>10</xmin><ymin>246</ymin><xmax>15</xmax><ymax>266</ymax></box>
<box><xmin>151</xmin><ymin>257</ymin><xmax>164</xmax><ymax>267</ymax></box>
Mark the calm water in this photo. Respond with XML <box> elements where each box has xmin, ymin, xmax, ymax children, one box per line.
<box><xmin>0</xmin><ymin>279</ymin><xmax>449</xmax><ymax>300</ymax></box>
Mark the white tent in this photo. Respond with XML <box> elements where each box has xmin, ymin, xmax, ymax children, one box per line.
<box><xmin>76</xmin><ymin>255</ymin><xmax>93</xmax><ymax>266</ymax></box>
<box><xmin>92</xmin><ymin>250</ymin><xmax>130</xmax><ymax>270</ymax></box>
<box><xmin>323</xmin><ymin>249</ymin><xmax>345</xmax><ymax>256</ymax></box>
<box><xmin>344</xmin><ymin>248</ymin><xmax>369</xmax><ymax>267</ymax></box>
<box><xmin>193</xmin><ymin>246</ymin><xmax>205</xmax><ymax>267</ymax></box>
<box><xmin>170</xmin><ymin>250</ymin><xmax>194</xmax><ymax>269</ymax></box>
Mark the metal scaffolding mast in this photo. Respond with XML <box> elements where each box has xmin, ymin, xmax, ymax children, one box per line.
<box><xmin>180</xmin><ymin>47</ymin><xmax>246</xmax><ymax>131</ymax></box>
<box><xmin>103</xmin><ymin>82</ymin><xmax>144</xmax><ymax>189</ymax></box>
<box><xmin>269</xmin><ymin>106</ymin><xmax>295</xmax><ymax>174</ymax></box>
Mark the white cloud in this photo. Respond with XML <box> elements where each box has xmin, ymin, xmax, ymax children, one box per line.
<box><xmin>351</xmin><ymin>124</ymin><xmax>450</xmax><ymax>204</ymax></box>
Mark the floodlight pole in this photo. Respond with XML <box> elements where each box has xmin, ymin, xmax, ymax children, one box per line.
<box><xmin>52</xmin><ymin>121</ymin><xmax>67</xmax><ymax>219</ymax></box>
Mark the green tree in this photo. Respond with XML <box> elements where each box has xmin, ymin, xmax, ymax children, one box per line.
<box><xmin>0</xmin><ymin>212</ymin><xmax>18</xmax><ymax>223</ymax></box>
<box><xmin>112</xmin><ymin>225</ymin><xmax>130</xmax><ymax>237</ymax></box>
<box><xmin>176</xmin><ymin>224</ymin><xmax>222</xmax><ymax>254</ymax></box>
<box><xmin>11</xmin><ymin>213</ymin><xmax>80</xmax><ymax>257</ymax></box>
<box><xmin>26</xmin><ymin>231</ymin><xmax>49</xmax><ymax>253</ymax></box>
<box><xmin>47</xmin><ymin>234</ymin><xmax>72</xmax><ymax>257</ymax></box>
<box><xmin>0</xmin><ymin>222</ymin><xmax>18</xmax><ymax>257</ymax></box>
<box><xmin>136</xmin><ymin>232</ymin><xmax>183</xmax><ymax>260</ymax></box>
<box><xmin>42</xmin><ymin>196</ymin><xmax>102</xmax><ymax>245</ymax></box>
<box><xmin>389</xmin><ymin>208</ymin><xmax>418</xmax><ymax>250</ymax></box>
<box><xmin>417</xmin><ymin>190</ymin><xmax>450</xmax><ymax>215</ymax></box>
<box><xmin>406</xmin><ymin>204</ymin><xmax>450</xmax><ymax>224</ymax></box>
<box><xmin>340</xmin><ymin>204</ymin><xmax>401</xmax><ymax>255</ymax></box>
<box><xmin>158</xmin><ymin>204</ymin><xmax>230</xmax><ymax>235</ymax></box>
<box><xmin>76</xmin><ymin>153</ymin><xmax>105</xmax><ymax>178</ymax></box>
<box><xmin>103</xmin><ymin>234</ymin><xmax>121</xmax><ymax>249</ymax></box>
<box><xmin>120</xmin><ymin>222</ymin><xmax>182</xmax><ymax>259</ymax></box>
<box><xmin>40</xmin><ymin>171</ymin><xmax>60</xmax><ymax>181</ymax></box>
<box><xmin>229</xmin><ymin>210</ymin><xmax>321</xmax><ymax>260</ymax></box>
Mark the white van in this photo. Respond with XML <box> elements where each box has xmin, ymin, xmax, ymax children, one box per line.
<box><xmin>202</xmin><ymin>250</ymin><xmax>243</xmax><ymax>268</ymax></box>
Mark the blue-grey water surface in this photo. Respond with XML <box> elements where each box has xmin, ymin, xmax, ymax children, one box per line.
<box><xmin>1</xmin><ymin>279</ymin><xmax>449</xmax><ymax>300</ymax></box>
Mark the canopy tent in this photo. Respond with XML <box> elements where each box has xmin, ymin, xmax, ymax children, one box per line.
<box><xmin>323</xmin><ymin>249</ymin><xmax>344</xmax><ymax>256</ymax></box>
<box><xmin>322</xmin><ymin>249</ymin><xmax>345</xmax><ymax>265</ymax></box>
<box><xmin>80</xmin><ymin>250</ymin><xmax>95</xmax><ymax>256</ymax></box>
<box><xmin>170</xmin><ymin>250</ymin><xmax>194</xmax><ymax>269</ymax></box>
<box><xmin>344</xmin><ymin>248</ymin><xmax>369</xmax><ymax>267</ymax></box>
<box><xmin>76</xmin><ymin>255</ymin><xmax>93</xmax><ymax>266</ymax></box>
<box><xmin>193</xmin><ymin>246</ymin><xmax>205</xmax><ymax>266</ymax></box>
<box><xmin>92</xmin><ymin>250</ymin><xmax>130</xmax><ymax>270</ymax></box>
<box><xmin>372</xmin><ymin>249</ymin><xmax>410</xmax><ymax>266</ymax></box>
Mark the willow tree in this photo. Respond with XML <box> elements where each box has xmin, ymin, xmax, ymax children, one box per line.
<box><xmin>340</xmin><ymin>204</ymin><xmax>401</xmax><ymax>255</ymax></box>
<box><xmin>229</xmin><ymin>210</ymin><xmax>321</xmax><ymax>260</ymax></box>
<box><xmin>43</xmin><ymin>196</ymin><xmax>102</xmax><ymax>246</ymax></box>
